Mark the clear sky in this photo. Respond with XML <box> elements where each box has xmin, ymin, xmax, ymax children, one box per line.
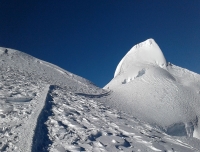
<box><xmin>0</xmin><ymin>0</ymin><xmax>200</xmax><ymax>87</ymax></box>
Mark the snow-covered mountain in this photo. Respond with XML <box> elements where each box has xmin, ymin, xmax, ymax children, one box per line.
<box><xmin>1</xmin><ymin>39</ymin><xmax>200</xmax><ymax>152</ymax></box>
<box><xmin>104</xmin><ymin>39</ymin><xmax>200</xmax><ymax>139</ymax></box>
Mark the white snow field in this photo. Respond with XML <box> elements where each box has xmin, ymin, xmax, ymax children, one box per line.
<box><xmin>0</xmin><ymin>38</ymin><xmax>200</xmax><ymax>152</ymax></box>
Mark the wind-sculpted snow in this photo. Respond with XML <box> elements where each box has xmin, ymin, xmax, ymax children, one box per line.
<box><xmin>114</xmin><ymin>39</ymin><xmax>166</xmax><ymax>78</ymax></box>
<box><xmin>0</xmin><ymin>47</ymin><xmax>104</xmax><ymax>95</ymax></box>
<box><xmin>1</xmin><ymin>40</ymin><xmax>200</xmax><ymax>152</ymax></box>
<box><xmin>44</xmin><ymin>86</ymin><xmax>200</xmax><ymax>151</ymax></box>
<box><xmin>0</xmin><ymin>65</ymin><xmax>47</xmax><ymax>151</ymax></box>
<box><xmin>0</xmin><ymin>47</ymin><xmax>105</xmax><ymax>151</ymax></box>
<box><xmin>105</xmin><ymin>38</ymin><xmax>200</xmax><ymax>140</ymax></box>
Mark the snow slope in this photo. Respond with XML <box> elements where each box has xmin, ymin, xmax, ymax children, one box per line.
<box><xmin>105</xmin><ymin>39</ymin><xmax>200</xmax><ymax>140</ymax></box>
<box><xmin>0</xmin><ymin>41</ymin><xmax>200</xmax><ymax>152</ymax></box>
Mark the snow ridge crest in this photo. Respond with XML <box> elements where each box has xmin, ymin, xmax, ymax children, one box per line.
<box><xmin>114</xmin><ymin>38</ymin><xmax>167</xmax><ymax>77</ymax></box>
<box><xmin>132</xmin><ymin>38</ymin><xmax>155</xmax><ymax>49</ymax></box>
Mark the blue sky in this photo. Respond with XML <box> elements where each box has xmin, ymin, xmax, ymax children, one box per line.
<box><xmin>0</xmin><ymin>0</ymin><xmax>200</xmax><ymax>87</ymax></box>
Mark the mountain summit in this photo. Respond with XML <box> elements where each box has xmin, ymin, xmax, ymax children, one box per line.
<box><xmin>105</xmin><ymin>38</ymin><xmax>200</xmax><ymax>140</ymax></box>
<box><xmin>114</xmin><ymin>38</ymin><xmax>166</xmax><ymax>78</ymax></box>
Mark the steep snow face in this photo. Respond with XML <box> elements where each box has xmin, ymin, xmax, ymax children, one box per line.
<box><xmin>105</xmin><ymin>39</ymin><xmax>200</xmax><ymax>139</ymax></box>
<box><xmin>114</xmin><ymin>39</ymin><xmax>166</xmax><ymax>78</ymax></box>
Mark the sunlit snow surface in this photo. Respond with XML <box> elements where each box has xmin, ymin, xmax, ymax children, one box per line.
<box><xmin>105</xmin><ymin>39</ymin><xmax>200</xmax><ymax>140</ymax></box>
<box><xmin>0</xmin><ymin>41</ymin><xmax>200</xmax><ymax>152</ymax></box>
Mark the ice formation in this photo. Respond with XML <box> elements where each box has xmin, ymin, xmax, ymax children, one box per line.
<box><xmin>114</xmin><ymin>38</ymin><xmax>166</xmax><ymax>78</ymax></box>
<box><xmin>105</xmin><ymin>39</ymin><xmax>200</xmax><ymax>140</ymax></box>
